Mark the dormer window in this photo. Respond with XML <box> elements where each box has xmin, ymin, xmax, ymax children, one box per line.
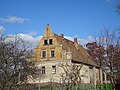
<box><xmin>49</xmin><ymin>39</ymin><xmax>53</xmax><ymax>45</ymax></box>
<box><xmin>44</xmin><ymin>40</ymin><xmax>48</xmax><ymax>45</ymax></box>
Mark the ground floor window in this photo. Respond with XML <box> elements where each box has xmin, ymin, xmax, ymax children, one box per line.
<box><xmin>52</xmin><ymin>65</ymin><xmax>56</xmax><ymax>74</ymax></box>
<box><xmin>41</xmin><ymin>66</ymin><xmax>45</xmax><ymax>74</ymax></box>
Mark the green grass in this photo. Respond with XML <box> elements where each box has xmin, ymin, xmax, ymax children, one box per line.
<box><xmin>36</xmin><ymin>84</ymin><xmax>112</xmax><ymax>90</ymax></box>
<box><xmin>36</xmin><ymin>88</ymin><xmax>59</xmax><ymax>90</ymax></box>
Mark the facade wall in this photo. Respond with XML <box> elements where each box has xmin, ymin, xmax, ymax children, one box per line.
<box><xmin>96</xmin><ymin>68</ymin><xmax>100</xmax><ymax>84</ymax></box>
<box><xmin>32</xmin><ymin>60</ymin><xmax>65</xmax><ymax>83</ymax></box>
<box><xmin>33</xmin><ymin>27</ymin><xmax>63</xmax><ymax>62</ymax></box>
<box><xmin>80</xmin><ymin>65</ymin><xmax>90</xmax><ymax>83</ymax></box>
<box><xmin>29</xmin><ymin>60</ymin><xmax>99</xmax><ymax>84</ymax></box>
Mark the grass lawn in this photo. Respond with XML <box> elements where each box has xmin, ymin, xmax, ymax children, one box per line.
<box><xmin>34</xmin><ymin>84</ymin><xmax>112</xmax><ymax>90</ymax></box>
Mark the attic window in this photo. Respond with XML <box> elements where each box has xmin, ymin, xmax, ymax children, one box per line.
<box><xmin>44</xmin><ymin>40</ymin><xmax>48</xmax><ymax>45</ymax></box>
<box><xmin>49</xmin><ymin>39</ymin><xmax>53</xmax><ymax>45</ymax></box>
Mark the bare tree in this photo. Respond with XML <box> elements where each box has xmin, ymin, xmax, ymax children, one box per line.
<box><xmin>0</xmin><ymin>35</ymin><xmax>39</xmax><ymax>90</ymax></box>
<box><xmin>86</xmin><ymin>30</ymin><xmax>120</xmax><ymax>87</ymax></box>
<box><xmin>59</xmin><ymin>60</ymin><xmax>84</xmax><ymax>90</ymax></box>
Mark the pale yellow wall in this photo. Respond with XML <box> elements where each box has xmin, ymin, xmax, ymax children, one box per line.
<box><xmin>30</xmin><ymin>60</ymin><xmax>65</xmax><ymax>83</ymax></box>
<box><xmin>96</xmin><ymin>68</ymin><xmax>100</xmax><ymax>84</ymax></box>
<box><xmin>80</xmin><ymin>65</ymin><xmax>90</xmax><ymax>83</ymax></box>
<box><xmin>28</xmin><ymin>60</ymin><xmax>100</xmax><ymax>84</ymax></box>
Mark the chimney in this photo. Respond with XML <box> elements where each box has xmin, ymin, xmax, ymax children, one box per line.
<box><xmin>74</xmin><ymin>38</ymin><xmax>78</xmax><ymax>44</ymax></box>
<box><xmin>60</xmin><ymin>34</ymin><xmax>64</xmax><ymax>38</ymax></box>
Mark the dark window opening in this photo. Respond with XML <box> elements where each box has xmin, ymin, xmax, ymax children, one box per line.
<box><xmin>44</xmin><ymin>40</ymin><xmax>48</xmax><ymax>45</ymax></box>
<box><xmin>49</xmin><ymin>39</ymin><xmax>53</xmax><ymax>45</ymax></box>
<box><xmin>51</xmin><ymin>50</ymin><xmax>55</xmax><ymax>57</ymax></box>
<box><xmin>52</xmin><ymin>65</ymin><xmax>56</xmax><ymax>74</ymax></box>
<box><xmin>89</xmin><ymin>66</ymin><xmax>93</xmax><ymax>69</ymax></box>
<box><xmin>42</xmin><ymin>51</ymin><xmax>46</xmax><ymax>58</ymax></box>
<box><xmin>41</xmin><ymin>66</ymin><xmax>45</xmax><ymax>74</ymax></box>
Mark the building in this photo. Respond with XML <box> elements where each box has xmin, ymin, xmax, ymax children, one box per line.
<box><xmin>30</xmin><ymin>24</ymin><xmax>104</xmax><ymax>85</ymax></box>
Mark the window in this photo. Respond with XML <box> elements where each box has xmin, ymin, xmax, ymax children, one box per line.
<box><xmin>42</xmin><ymin>51</ymin><xmax>46</xmax><ymax>58</ymax></box>
<box><xmin>50</xmin><ymin>50</ymin><xmax>55</xmax><ymax>57</ymax></box>
<box><xmin>44</xmin><ymin>39</ymin><xmax>53</xmax><ymax>45</ymax></box>
<box><xmin>52</xmin><ymin>65</ymin><xmax>56</xmax><ymax>74</ymax></box>
<box><xmin>44</xmin><ymin>40</ymin><xmax>48</xmax><ymax>45</ymax></box>
<box><xmin>49</xmin><ymin>39</ymin><xmax>53</xmax><ymax>45</ymax></box>
<box><xmin>41</xmin><ymin>66</ymin><xmax>45</xmax><ymax>74</ymax></box>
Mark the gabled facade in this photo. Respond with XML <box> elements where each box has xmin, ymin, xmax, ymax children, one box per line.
<box><xmin>31</xmin><ymin>24</ymin><xmax>102</xmax><ymax>85</ymax></box>
<box><xmin>34</xmin><ymin>24</ymin><xmax>62</xmax><ymax>61</ymax></box>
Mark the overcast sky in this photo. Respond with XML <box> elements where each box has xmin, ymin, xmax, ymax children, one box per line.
<box><xmin>0</xmin><ymin>0</ymin><xmax>119</xmax><ymax>46</ymax></box>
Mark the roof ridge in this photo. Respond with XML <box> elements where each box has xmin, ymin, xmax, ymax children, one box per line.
<box><xmin>54</xmin><ymin>33</ymin><xmax>74</xmax><ymax>43</ymax></box>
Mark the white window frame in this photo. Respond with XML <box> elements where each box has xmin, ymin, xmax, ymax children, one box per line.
<box><xmin>52</xmin><ymin>65</ymin><xmax>56</xmax><ymax>74</ymax></box>
<box><xmin>41</xmin><ymin>66</ymin><xmax>45</xmax><ymax>74</ymax></box>
<box><xmin>50</xmin><ymin>50</ymin><xmax>55</xmax><ymax>58</ymax></box>
<box><xmin>41</xmin><ymin>51</ymin><xmax>46</xmax><ymax>58</ymax></box>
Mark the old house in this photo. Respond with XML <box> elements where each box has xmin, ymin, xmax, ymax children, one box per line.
<box><xmin>30</xmin><ymin>24</ymin><xmax>105</xmax><ymax>85</ymax></box>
